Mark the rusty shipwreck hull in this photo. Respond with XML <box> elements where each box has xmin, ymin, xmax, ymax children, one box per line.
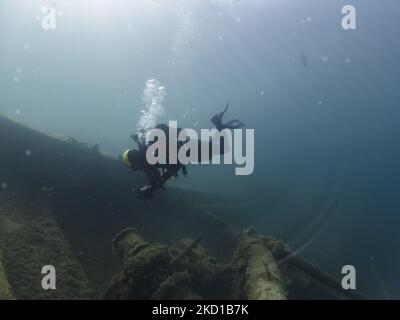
<box><xmin>0</xmin><ymin>115</ymin><xmax>365</xmax><ymax>300</ymax></box>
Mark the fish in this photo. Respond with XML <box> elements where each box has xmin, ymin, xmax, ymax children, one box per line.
<box><xmin>300</xmin><ymin>50</ymin><xmax>309</xmax><ymax>67</ymax></box>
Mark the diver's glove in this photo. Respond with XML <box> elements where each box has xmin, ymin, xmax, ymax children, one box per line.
<box><xmin>136</xmin><ymin>185</ymin><xmax>155</xmax><ymax>200</ymax></box>
<box><xmin>211</xmin><ymin>103</ymin><xmax>245</xmax><ymax>130</ymax></box>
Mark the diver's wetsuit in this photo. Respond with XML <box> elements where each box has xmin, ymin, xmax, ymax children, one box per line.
<box><xmin>132</xmin><ymin>104</ymin><xmax>244</xmax><ymax>199</ymax></box>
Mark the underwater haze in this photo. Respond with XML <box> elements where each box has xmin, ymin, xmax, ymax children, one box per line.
<box><xmin>1</xmin><ymin>0</ymin><xmax>400</xmax><ymax>299</ymax></box>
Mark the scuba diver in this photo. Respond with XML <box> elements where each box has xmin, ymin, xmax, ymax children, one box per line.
<box><xmin>122</xmin><ymin>104</ymin><xmax>244</xmax><ymax>200</ymax></box>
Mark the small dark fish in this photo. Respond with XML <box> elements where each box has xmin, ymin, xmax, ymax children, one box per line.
<box><xmin>300</xmin><ymin>50</ymin><xmax>309</xmax><ymax>67</ymax></box>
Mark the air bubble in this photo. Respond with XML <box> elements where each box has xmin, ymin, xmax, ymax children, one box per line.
<box><xmin>182</xmin><ymin>110</ymin><xmax>190</xmax><ymax>119</ymax></box>
<box><xmin>137</xmin><ymin>79</ymin><xmax>167</xmax><ymax>144</ymax></box>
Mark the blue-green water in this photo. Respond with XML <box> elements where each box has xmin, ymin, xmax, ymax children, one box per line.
<box><xmin>1</xmin><ymin>0</ymin><xmax>400</xmax><ymax>298</ymax></box>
